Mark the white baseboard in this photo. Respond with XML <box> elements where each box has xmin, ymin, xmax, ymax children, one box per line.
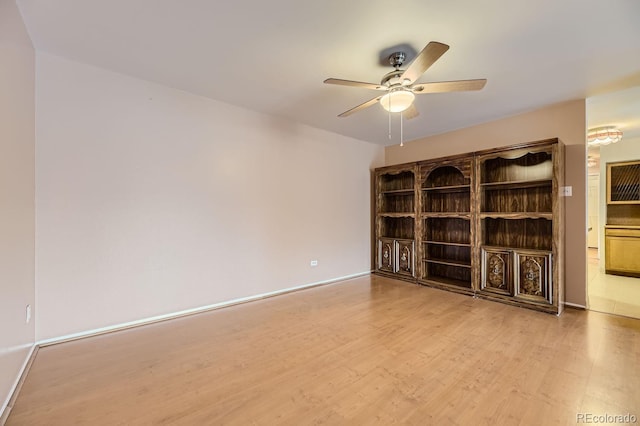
<box><xmin>0</xmin><ymin>344</ymin><xmax>37</xmax><ymax>425</ymax></box>
<box><xmin>564</xmin><ymin>301</ymin><xmax>587</xmax><ymax>309</ymax></box>
<box><xmin>37</xmin><ymin>271</ymin><xmax>371</xmax><ymax>347</ymax></box>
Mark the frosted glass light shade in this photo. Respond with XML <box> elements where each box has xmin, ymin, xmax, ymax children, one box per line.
<box><xmin>380</xmin><ymin>90</ymin><xmax>415</xmax><ymax>112</ymax></box>
<box><xmin>587</xmin><ymin>126</ymin><xmax>623</xmax><ymax>146</ymax></box>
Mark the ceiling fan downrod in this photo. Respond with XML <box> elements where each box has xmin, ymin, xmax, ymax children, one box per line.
<box><xmin>389</xmin><ymin>51</ymin><xmax>406</xmax><ymax>69</ymax></box>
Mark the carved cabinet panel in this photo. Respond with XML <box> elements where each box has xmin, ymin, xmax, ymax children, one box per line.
<box><xmin>481</xmin><ymin>247</ymin><xmax>512</xmax><ymax>296</ymax></box>
<box><xmin>481</xmin><ymin>247</ymin><xmax>552</xmax><ymax>305</ymax></box>
<box><xmin>514</xmin><ymin>250</ymin><xmax>552</xmax><ymax>304</ymax></box>
<box><xmin>396</xmin><ymin>239</ymin><xmax>415</xmax><ymax>277</ymax></box>
<box><xmin>378</xmin><ymin>238</ymin><xmax>395</xmax><ymax>273</ymax></box>
<box><xmin>377</xmin><ymin>238</ymin><xmax>415</xmax><ymax>277</ymax></box>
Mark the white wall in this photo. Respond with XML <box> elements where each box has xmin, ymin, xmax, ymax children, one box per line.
<box><xmin>598</xmin><ymin>136</ymin><xmax>640</xmax><ymax>270</ymax></box>
<box><xmin>35</xmin><ymin>52</ymin><xmax>384</xmax><ymax>341</ymax></box>
<box><xmin>0</xmin><ymin>0</ymin><xmax>36</xmax><ymax>416</ymax></box>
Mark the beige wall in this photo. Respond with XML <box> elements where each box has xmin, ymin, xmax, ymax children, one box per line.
<box><xmin>385</xmin><ymin>100</ymin><xmax>587</xmax><ymax>307</ymax></box>
<box><xmin>0</xmin><ymin>0</ymin><xmax>36</xmax><ymax>416</ymax></box>
<box><xmin>35</xmin><ymin>52</ymin><xmax>385</xmax><ymax>341</ymax></box>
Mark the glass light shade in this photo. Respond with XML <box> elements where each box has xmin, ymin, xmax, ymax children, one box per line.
<box><xmin>587</xmin><ymin>126</ymin><xmax>623</xmax><ymax>146</ymax></box>
<box><xmin>380</xmin><ymin>90</ymin><xmax>415</xmax><ymax>112</ymax></box>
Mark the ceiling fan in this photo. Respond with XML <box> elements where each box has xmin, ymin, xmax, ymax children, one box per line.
<box><xmin>324</xmin><ymin>41</ymin><xmax>487</xmax><ymax>119</ymax></box>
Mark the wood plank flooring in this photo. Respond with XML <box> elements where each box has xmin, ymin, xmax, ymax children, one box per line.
<box><xmin>7</xmin><ymin>275</ymin><xmax>640</xmax><ymax>425</ymax></box>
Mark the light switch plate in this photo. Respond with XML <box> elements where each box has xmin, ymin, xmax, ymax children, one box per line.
<box><xmin>561</xmin><ymin>186</ymin><xmax>572</xmax><ymax>197</ymax></box>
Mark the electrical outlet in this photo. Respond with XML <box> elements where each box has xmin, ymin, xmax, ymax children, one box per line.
<box><xmin>560</xmin><ymin>186</ymin><xmax>572</xmax><ymax>197</ymax></box>
<box><xmin>26</xmin><ymin>304</ymin><xmax>31</xmax><ymax>324</ymax></box>
<box><xmin>310</xmin><ymin>260</ymin><xmax>318</xmax><ymax>267</ymax></box>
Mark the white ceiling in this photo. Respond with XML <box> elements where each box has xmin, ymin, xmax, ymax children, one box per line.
<box><xmin>586</xmin><ymin>85</ymin><xmax>640</xmax><ymax>173</ymax></box>
<box><xmin>16</xmin><ymin>0</ymin><xmax>640</xmax><ymax>146</ymax></box>
<box><xmin>588</xmin><ymin>86</ymin><xmax>640</xmax><ymax>140</ymax></box>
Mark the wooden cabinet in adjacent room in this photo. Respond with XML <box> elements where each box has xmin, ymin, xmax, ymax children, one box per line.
<box><xmin>605</xmin><ymin>160</ymin><xmax>640</xmax><ymax>277</ymax></box>
<box><xmin>373</xmin><ymin>138</ymin><xmax>565</xmax><ymax>314</ymax></box>
<box><xmin>605</xmin><ymin>226</ymin><xmax>640</xmax><ymax>277</ymax></box>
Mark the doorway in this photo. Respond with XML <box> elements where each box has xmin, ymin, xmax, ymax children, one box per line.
<box><xmin>586</xmin><ymin>87</ymin><xmax>640</xmax><ymax>319</ymax></box>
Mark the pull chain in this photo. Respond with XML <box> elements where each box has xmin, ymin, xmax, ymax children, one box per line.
<box><xmin>400</xmin><ymin>111</ymin><xmax>404</xmax><ymax>147</ymax></box>
<box><xmin>388</xmin><ymin>96</ymin><xmax>392</xmax><ymax>140</ymax></box>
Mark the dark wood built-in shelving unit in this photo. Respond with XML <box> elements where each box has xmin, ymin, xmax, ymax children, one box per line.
<box><xmin>375</xmin><ymin>164</ymin><xmax>417</xmax><ymax>280</ymax></box>
<box><xmin>416</xmin><ymin>156</ymin><xmax>474</xmax><ymax>293</ymax></box>
<box><xmin>476</xmin><ymin>144</ymin><xmax>561</xmax><ymax>311</ymax></box>
<box><xmin>374</xmin><ymin>139</ymin><xmax>565</xmax><ymax>314</ymax></box>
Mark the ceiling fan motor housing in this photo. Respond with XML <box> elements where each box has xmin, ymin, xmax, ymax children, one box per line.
<box><xmin>381</xmin><ymin>70</ymin><xmax>410</xmax><ymax>88</ymax></box>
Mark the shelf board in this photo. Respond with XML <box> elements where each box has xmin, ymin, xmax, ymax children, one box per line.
<box><xmin>481</xmin><ymin>244</ymin><xmax>552</xmax><ymax>253</ymax></box>
<box><xmin>379</xmin><ymin>212</ymin><xmax>415</xmax><ymax>218</ymax></box>
<box><xmin>421</xmin><ymin>212</ymin><xmax>471</xmax><ymax>219</ymax></box>
<box><xmin>423</xmin><ymin>240</ymin><xmax>471</xmax><ymax>247</ymax></box>
<box><xmin>423</xmin><ymin>258</ymin><xmax>471</xmax><ymax>268</ymax></box>
<box><xmin>480</xmin><ymin>179</ymin><xmax>552</xmax><ymax>190</ymax></box>
<box><xmin>480</xmin><ymin>212</ymin><xmax>552</xmax><ymax>220</ymax></box>
<box><xmin>421</xmin><ymin>184</ymin><xmax>470</xmax><ymax>192</ymax></box>
<box><xmin>605</xmin><ymin>225</ymin><xmax>640</xmax><ymax>230</ymax></box>
<box><xmin>381</xmin><ymin>188</ymin><xmax>415</xmax><ymax>194</ymax></box>
<box><xmin>421</xmin><ymin>276</ymin><xmax>472</xmax><ymax>289</ymax></box>
<box><xmin>380</xmin><ymin>236</ymin><xmax>415</xmax><ymax>242</ymax></box>
<box><xmin>608</xmin><ymin>200</ymin><xmax>640</xmax><ymax>205</ymax></box>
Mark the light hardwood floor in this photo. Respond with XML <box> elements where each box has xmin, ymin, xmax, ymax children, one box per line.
<box><xmin>7</xmin><ymin>275</ymin><xmax>640</xmax><ymax>425</ymax></box>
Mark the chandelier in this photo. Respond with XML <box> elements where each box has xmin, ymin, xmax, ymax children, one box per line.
<box><xmin>587</xmin><ymin>126</ymin><xmax>623</xmax><ymax>146</ymax></box>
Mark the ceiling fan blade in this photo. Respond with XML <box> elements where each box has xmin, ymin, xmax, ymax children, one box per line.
<box><xmin>338</xmin><ymin>96</ymin><xmax>382</xmax><ymax>117</ymax></box>
<box><xmin>403</xmin><ymin>104</ymin><xmax>419</xmax><ymax>120</ymax></box>
<box><xmin>401</xmin><ymin>42</ymin><xmax>450</xmax><ymax>84</ymax></box>
<box><xmin>324</xmin><ymin>78</ymin><xmax>387</xmax><ymax>91</ymax></box>
<box><xmin>413</xmin><ymin>79</ymin><xmax>487</xmax><ymax>94</ymax></box>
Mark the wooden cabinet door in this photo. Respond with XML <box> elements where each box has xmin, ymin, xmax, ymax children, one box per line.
<box><xmin>378</xmin><ymin>239</ymin><xmax>395</xmax><ymax>273</ymax></box>
<box><xmin>607</xmin><ymin>160</ymin><xmax>640</xmax><ymax>204</ymax></box>
<box><xmin>514</xmin><ymin>250</ymin><xmax>552</xmax><ymax>304</ymax></box>
<box><xmin>605</xmin><ymin>228</ymin><xmax>640</xmax><ymax>276</ymax></box>
<box><xmin>396</xmin><ymin>239</ymin><xmax>415</xmax><ymax>277</ymax></box>
<box><xmin>481</xmin><ymin>247</ymin><xmax>512</xmax><ymax>295</ymax></box>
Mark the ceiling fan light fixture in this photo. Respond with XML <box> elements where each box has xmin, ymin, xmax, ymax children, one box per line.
<box><xmin>380</xmin><ymin>90</ymin><xmax>415</xmax><ymax>113</ymax></box>
<box><xmin>587</xmin><ymin>126</ymin><xmax>623</xmax><ymax>146</ymax></box>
